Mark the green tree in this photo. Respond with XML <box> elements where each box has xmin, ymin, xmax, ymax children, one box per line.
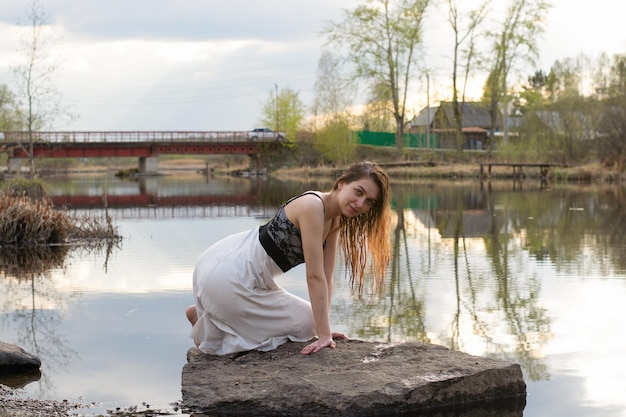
<box><xmin>594</xmin><ymin>53</ymin><xmax>626</xmax><ymax>169</ymax></box>
<box><xmin>482</xmin><ymin>0</ymin><xmax>551</xmax><ymax>156</ymax></box>
<box><xmin>315</xmin><ymin>119</ymin><xmax>357</xmax><ymax>165</ymax></box>
<box><xmin>516</xmin><ymin>70</ymin><xmax>550</xmax><ymax>112</ymax></box>
<box><xmin>514</xmin><ymin>57</ymin><xmax>591</xmax><ymax>164</ymax></box>
<box><xmin>259</xmin><ymin>86</ymin><xmax>305</xmax><ymax>145</ymax></box>
<box><xmin>0</xmin><ymin>84</ymin><xmax>23</xmax><ymax>131</ymax></box>
<box><xmin>546</xmin><ymin>56</ymin><xmax>586</xmax><ymax>101</ymax></box>
<box><xmin>323</xmin><ymin>0</ymin><xmax>430</xmax><ymax>154</ymax></box>
<box><xmin>606</xmin><ymin>53</ymin><xmax>626</xmax><ymax>96</ymax></box>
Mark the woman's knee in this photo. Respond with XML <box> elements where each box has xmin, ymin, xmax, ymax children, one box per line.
<box><xmin>186</xmin><ymin>305</ymin><xmax>198</xmax><ymax>326</ymax></box>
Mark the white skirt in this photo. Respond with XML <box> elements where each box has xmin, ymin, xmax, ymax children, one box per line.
<box><xmin>190</xmin><ymin>227</ymin><xmax>316</xmax><ymax>355</ymax></box>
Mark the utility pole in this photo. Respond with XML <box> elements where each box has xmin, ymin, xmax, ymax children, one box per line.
<box><xmin>426</xmin><ymin>73</ymin><xmax>430</xmax><ymax>149</ymax></box>
<box><xmin>274</xmin><ymin>83</ymin><xmax>279</xmax><ymax>131</ymax></box>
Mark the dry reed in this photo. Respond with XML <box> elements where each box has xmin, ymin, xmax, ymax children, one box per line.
<box><xmin>0</xmin><ymin>181</ymin><xmax>121</xmax><ymax>280</ymax></box>
<box><xmin>0</xmin><ymin>195</ymin><xmax>72</xmax><ymax>245</ymax></box>
<box><xmin>0</xmin><ymin>179</ymin><xmax>121</xmax><ymax>246</ymax></box>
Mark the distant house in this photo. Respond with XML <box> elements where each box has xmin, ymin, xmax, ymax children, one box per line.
<box><xmin>524</xmin><ymin>110</ymin><xmax>596</xmax><ymax>140</ymax></box>
<box><xmin>410</xmin><ymin>102</ymin><xmax>500</xmax><ymax>150</ymax></box>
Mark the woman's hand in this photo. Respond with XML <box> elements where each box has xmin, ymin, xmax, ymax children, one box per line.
<box><xmin>300</xmin><ymin>336</ymin><xmax>335</xmax><ymax>355</ymax></box>
<box><xmin>332</xmin><ymin>332</ymin><xmax>348</xmax><ymax>340</ymax></box>
<box><xmin>300</xmin><ymin>333</ymin><xmax>349</xmax><ymax>355</ymax></box>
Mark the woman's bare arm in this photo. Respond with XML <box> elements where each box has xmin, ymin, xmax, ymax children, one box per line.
<box><xmin>286</xmin><ymin>194</ymin><xmax>333</xmax><ymax>354</ymax></box>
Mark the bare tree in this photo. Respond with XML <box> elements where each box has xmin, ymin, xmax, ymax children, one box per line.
<box><xmin>312</xmin><ymin>50</ymin><xmax>355</xmax><ymax>123</ymax></box>
<box><xmin>11</xmin><ymin>0</ymin><xmax>75</xmax><ymax>177</ymax></box>
<box><xmin>446</xmin><ymin>0</ymin><xmax>492</xmax><ymax>154</ymax></box>
<box><xmin>359</xmin><ymin>81</ymin><xmax>397</xmax><ymax>132</ymax></box>
<box><xmin>312</xmin><ymin>51</ymin><xmax>357</xmax><ymax>164</ymax></box>
<box><xmin>323</xmin><ymin>0</ymin><xmax>430</xmax><ymax>154</ymax></box>
<box><xmin>482</xmin><ymin>0</ymin><xmax>551</xmax><ymax>156</ymax></box>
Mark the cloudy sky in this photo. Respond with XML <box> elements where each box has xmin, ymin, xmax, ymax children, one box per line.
<box><xmin>0</xmin><ymin>0</ymin><xmax>624</xmax><ymax>132</ymax></box>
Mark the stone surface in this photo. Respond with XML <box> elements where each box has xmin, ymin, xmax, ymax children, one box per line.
<box><xmin>0</xmin><ymin>342</ymin><xmax>41</xmax><ymax>373</ymax></box>
<box><xmin>182</xmin><ymin>339</ymin><xmax>526</xmax><ymax>416</ymax></box>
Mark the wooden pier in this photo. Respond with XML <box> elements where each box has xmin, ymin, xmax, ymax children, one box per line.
<box><xmin>479</xmin><ymin>162</ymin><xmax>563</xmax><ymax>179</ymax></box>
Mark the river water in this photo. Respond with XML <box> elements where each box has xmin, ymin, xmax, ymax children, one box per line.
<box><xmin>1</xmin><ymin>173</ymin><xmax>625</xmax><ymax>417</ymax></box>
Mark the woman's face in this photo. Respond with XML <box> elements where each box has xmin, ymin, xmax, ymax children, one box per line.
<box><xmin>337</xmin><ymin>177</ymin><xmax>380</xmax><ymax>217</ymax></box>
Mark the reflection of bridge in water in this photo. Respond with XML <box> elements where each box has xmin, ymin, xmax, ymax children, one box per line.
<box><xmin>50</xmin><ymin>194</ymin><xmax>280</xmax><ymax>219</ymax></box>
<box><xmin>46</xmin><ymin>175</ymin><xmax>288</xmax><ymax>219</ymax></box>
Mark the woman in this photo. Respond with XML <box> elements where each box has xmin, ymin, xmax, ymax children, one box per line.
<box><xmin>186</xmin><ymin>161</ymin><xmax>391</xmax><ymax>355</ymax></box>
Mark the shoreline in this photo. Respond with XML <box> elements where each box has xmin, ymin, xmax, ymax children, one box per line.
<box><xmin>19</xmin><ymin>158</ymin><xmax>626</xmax><ymax>183</ymax></box>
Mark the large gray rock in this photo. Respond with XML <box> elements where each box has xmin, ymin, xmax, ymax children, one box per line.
<box><xmin>0</xmin><ymin>341</ymin><xmax>41</xmax><ymax>389</ymax></box>
<box><xmin>0</xmin><ymin>341</ymin><xmax>41</xmax><ymax>372</ymax></box>
<box><xmin>182</xmin><ymin>339</ymin><xmax>526</xmax><ymax>416</ymax></box>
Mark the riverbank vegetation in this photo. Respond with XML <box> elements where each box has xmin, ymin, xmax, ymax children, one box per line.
<box><xmin>5</xmin><ymin>144</ymin><xmax>623</xmax><ymax>183</ymax></box>
<box><xmin>0</xmin><ymin>178</ymin><xmax>121</xmax><ymax>281</ymax></box>
<box><xmin>0</xmin><ymin>177</ymin><xmax>120</xmax><ymax>247</ymax></box>
<box><xmin>0</xmin><ymin>178</ymin><xmax>120</xmax><ymax>248</ymax></box>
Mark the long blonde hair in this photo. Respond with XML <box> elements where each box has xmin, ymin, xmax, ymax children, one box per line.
<box><xmin>335</xmin><ymin>161</ymin><xmax>392</xmax><ymax>297</ymax></box>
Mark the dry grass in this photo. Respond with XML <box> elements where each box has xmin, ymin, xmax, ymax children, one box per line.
<box><xmin>0</xmin><ymin>179</ymin><xmax>121</xmax><ymax>279</ymax></box>
<box><xmin>0</xmin><ymin>196</ymin><xmax>71</xmax><ymax>245</ymax></box>
<box><xmin>273</xmin><ymin>161</ymin><xmax>625</xmax><ymax>183</ymax></box>
<box><xmin>0</xmin><ymin>179</ymin><xmax>121</xmax><ymax>247</ymax></box>
<box><xmin>0</xmin><ymin>194</ymin><xmax>120</xmax><ymax>246</ymax></box>
<box><xmin>384</xmin><ymin>163</ymin><xmax>480</xmax><ymax>180</ymax></box>
<box><xmin>272</xmin><ymin>162</ymin><xmax>481</xmax><ymax>182</ymax></box>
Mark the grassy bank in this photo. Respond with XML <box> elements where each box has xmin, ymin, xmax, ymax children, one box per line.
<box><xmin>272</xmin><ymin>161</ymin><xmax>625</xmax><ymax>183</ymax></box>
<box><xmin>6</xmin><ymin>147</ymin><xmax>625</xmax><ymax>183</ymax></box>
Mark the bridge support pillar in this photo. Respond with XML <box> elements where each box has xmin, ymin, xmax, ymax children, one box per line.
<box><xmin>7</xmin><ymin>158</ymin><xmax>24</xmax><ymax>174</ymax></box>
<box><xmin>138</xmin><ymin>157</ymin><xmax>159</xmax><ymax>175</ymax></box>
<box><xmin>139</xmin><ymin>177</ymin><xmax>159</xmax><ymax>195</ymax></box>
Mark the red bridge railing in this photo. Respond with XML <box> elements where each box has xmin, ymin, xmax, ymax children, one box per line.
<box><xmin>1</xmin><ymin>131</ymin><xmax>250</xmax><ymax>143</ymax></box>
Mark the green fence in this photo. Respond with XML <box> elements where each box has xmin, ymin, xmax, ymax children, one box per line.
<box><xmin>357</xmin><ymin>131</ymin><xmax>440</xmax><ymax>148</ymax></box>
<box><xmin>391</xmin><ymin>194</ymin><xmax>441</xmax><ymax>211</ymax></box>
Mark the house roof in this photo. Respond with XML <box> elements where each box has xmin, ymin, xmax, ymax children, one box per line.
<box><xmin>412</xmin><ymin>102</ymin><xmax>495</xmax><ymax>130</ymax></box>
<box><xmin>411</xmin><ymin>106</ymin><xmax>438</xmax><ymax>127</ymax></box>
<box><xmin>439</xmin><ymin>102</ymin><xmax>492</xmax><ymax>129</ymax></box>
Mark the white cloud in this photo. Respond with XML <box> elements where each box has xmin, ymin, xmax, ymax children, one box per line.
<box><xmin>1</xmin><ymin>0</ymin><xmax>625</xmax><ymax>131</ymax></box>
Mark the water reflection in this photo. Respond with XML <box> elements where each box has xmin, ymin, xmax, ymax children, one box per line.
<box><xmin>44</xmin><ymin>175</ymin><xmax>308</xmax><ymax>218</ymax></box>
<box><xmin>0</xmin><ymin>243</ymin><xmax>118</xmax><ymax>397</ymax></box>
<box><xmin>1</xmin><ymin>269</ymin><xmax>74</xmax><ymax>396</ymax></box>
<box><xmin>0</xmin><ymin>175</ymin><xmax>624</xmax><ymax>416</ymax></box>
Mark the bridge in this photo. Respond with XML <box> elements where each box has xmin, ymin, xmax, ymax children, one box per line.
<box><xmin>1</xmin><ymin>131</ymin><xmax>284</xmax><ymax>174</ymax></box>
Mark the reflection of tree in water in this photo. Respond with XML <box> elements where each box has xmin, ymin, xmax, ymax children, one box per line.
<box><xmin>435</xmin><ymin>185</ymin><xmax>552</xmax><ymax>382</ymax></box>
<box><xmin>332</xmin><ymin>187</ymin><xmax>429</xmax><ymax>344</ymax></box>
<box><xmin>0</xmin><ymin>241</ymin><xmax>118</xmax><ymax>395</ymax></box>
<box><xmin>597</xmin><ymin>186</ymin><xmax>626</xmax><ymax>273</ymax></box>
<box><xmin>498</xmin><ymin>184</ymin><xmax>626</xmax><ymax>276</ymax></box>
<box><xmin>355</xmin><ymin>182</ymin><xmax>552</xmax><ymax>382</ymax></box>
<box><xmin>330</xmin><ymin>181</ymin><xmax>625</xmax><ymax>383</ymax></box>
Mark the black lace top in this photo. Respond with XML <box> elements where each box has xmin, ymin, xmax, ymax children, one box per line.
<box><xmin>258</xmin><ymin>192</ymin><xmax>325</xmax><ymax>272</ymax></box>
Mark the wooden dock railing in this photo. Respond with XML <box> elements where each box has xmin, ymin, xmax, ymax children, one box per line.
<box><xmin>479</xmin><ymin>163</ymin><xmax>563</xmax><ymax>178</ymax></box>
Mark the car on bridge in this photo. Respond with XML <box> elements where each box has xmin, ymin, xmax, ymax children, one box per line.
<box><xmin>247</xmin><ymin>128</ymin><xmax>285</xmax><ymax>142</ymax></box>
